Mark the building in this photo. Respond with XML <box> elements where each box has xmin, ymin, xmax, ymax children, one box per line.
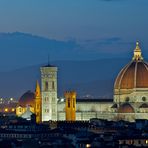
<box><xmin>16</xmin><ymin>42</ymin><xmax>148</xmax><ymax>122</ymax></box>
<box><xmin>0</xmin><ymin>98</ymin><xmax>17</xmax><ymax>115</ymax></box>
<box><xmin>113</xmin><ymin>41</ymin><xmax>148</xmax><ymax>121</ymax></box>
<box><xmin>40</xmin><ymin>64</ymin><xmax>58</xmax><ymax>121</ymax></box>
<box><xmin>16</xmin><ymin>81</ymin><xmax>42</xmax><ymax>123</ymax></box>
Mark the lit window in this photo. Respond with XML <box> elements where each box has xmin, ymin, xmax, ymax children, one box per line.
<box><xmin>130</xmin><ymin>140</ymin><xmax>133</xmax><ymax>144</ymax></box>
<box><xmin>12</xmin><ymin>108</ymin><xmax>15</xmax><ymax>112</ymax></box>
<box><xmin>4</xmin><ymin>108</ymin><xmax>8</xmax><ymax>112</ymax></box>
<box><xmin>86</xmin><ymin>144</ymin><xmax>91</xmax><ymax>148</ymax></box>
<box><xmin>10</xmin><ymin>98</ymin><xmax>13</xmax><ymax>101</ymax></box>
<box><xmin>146</xmin><ymin>140</ymin><xmax>148</xmax><ymax>144</ymax></box>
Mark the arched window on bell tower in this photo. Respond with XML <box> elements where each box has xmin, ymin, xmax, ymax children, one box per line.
<box><xmin>45</xmin><ymin>81</ymin><xmax>48</xmax><ymax>91</ymax></box>
<box><xmin>68</xmin><ymin>98</ymin><xmax>70</xmax><ymax>108</ymax></box>
<box><xmin>52</xmin><ymin>81</ymin><xmax>55</xmax><ymax>90</ymax></box>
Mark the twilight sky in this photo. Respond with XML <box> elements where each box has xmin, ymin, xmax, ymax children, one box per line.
<box><xmin>0</xmin><ymin>0</ymin><xmax>148</xmax><ymax>70</ymax></box>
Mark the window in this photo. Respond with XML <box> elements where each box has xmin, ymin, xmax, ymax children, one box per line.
<box><xmin>45</xmin><ymin>81</ymin><xmax>48</xmax><ymax>91</ymax></box>
<box><xmin>142</xmin><ymin>97</ymin><xmax>146</xmax><ymax>101</ymax></box>
<box><xmin>45</xmin><ymin>97</ymin><xmax>49</xmax><ymax>102</ymax></box>
<box><xmin>73</xmin><ymin>98</ymin><xmax>75</xmax><ymax>108</ymax></box>
<box><xmin>45</xmin><ymin>109</ymin><xmax>49</xmax><ymax>113</ymax></box>
<box><xmin>37</xmin><ymin>104</ymin><xmax>39</xmax><ymax>109</ymax></box>
<box><xmin>125</xmin><ymin>97</ymin><xmax>130</xmax><ymax>102</ymax></box>
<box><xmin>68</xmin><ymin>98</ymin><xmax>70</xmax><ymax>108</ymax></box>
<box><xmin>52</xmin><ymin>81</ymin><xmax>55</xmax><ymax>90</ymax></box>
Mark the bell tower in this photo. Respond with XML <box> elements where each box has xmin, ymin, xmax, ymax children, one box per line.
<box><xmin>64</xmin><ymin>91</ymin><xmax>76</xmax><ymax>121</ymax></box>
<box><xmin>40</xmin><ymin>64</ymin><xmax>58</xmax><ymax>121</ymax></box>
<box><xmin>35</xmin><ymin>81</ymin><xmax>42</xmax><ymax>123</ymax></box>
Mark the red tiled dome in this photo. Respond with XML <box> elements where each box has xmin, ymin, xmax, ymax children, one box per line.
<box><xmin>114</xmin><ymin>42</ymin><xmax>148</xmax><ymax>90</ymax></box>
<box><xmin>18</xmin><ymin>91</ymin><xmax>35</xmax><ymax>107</ymax></box>
<box><xmin>114</xmin><ymin>61</ymin><xmax>148</xmax><ymax>89</ymax></box>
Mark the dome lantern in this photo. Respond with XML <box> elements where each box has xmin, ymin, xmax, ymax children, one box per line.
<box><xmin>132</xmin><ymin>41</ymin><xmax>143</xmax><ymax>61</ymax></box>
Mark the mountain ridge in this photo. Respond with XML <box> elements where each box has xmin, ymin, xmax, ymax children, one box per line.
<box><xmin>0</xmin><ymin>58</ymin><xmax>129</xmax><ymax>99</ymax></box>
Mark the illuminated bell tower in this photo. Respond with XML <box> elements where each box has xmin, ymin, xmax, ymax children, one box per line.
<box><xmin>35</xmin><ymin>81</ymin><xmax>42</xmax><ymax>123</ymax></box>
<box><xmin>40</xmin><ymin>64</ymin><xmax>58</xmax><ymax>121</ymax></box>
<box><xmin>64</xmin><ymin>91</ymin><xmax>76</xmax><ymax>121</ymax></box>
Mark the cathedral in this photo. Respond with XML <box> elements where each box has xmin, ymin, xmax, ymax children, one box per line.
<box><xmin>16</xmin><ymin>42</ymin><xmax>148</xmax><ymax>122</ymax></box>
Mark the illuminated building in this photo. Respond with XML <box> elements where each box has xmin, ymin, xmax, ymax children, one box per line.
<box><xmin>113</xmin><ymin>41</ymin><xmax>148</xmax><ymax>121</ymax></box>
<box><xmin>57</xmin><ymin>42</ymin><xmax>148</xmax><ymax>121</ymax></box>
<box><xmin>40</xmin><ymin>64</ymin><xmax>58</xmax><ymax>121</ymax></box>
<box><xmin>0</xmin><ymin>98</ymin><xmax>17</xmax><ymax>114</ymax></box>
<box><xmin>16</xmin><ymin>42</ymin><xmax>148</xmax><ymax>122</ymax></box>
<box><xmin>35</xmin><ymin>81</ymin><xmax>42</xmax><ymax>123</ymax></box>
<box><xmin>16</xmin><ymin>81</ymin><xmax>41</xmax><ymax>123</ymax></box>
<box><xmin>65</xmin><ymin>91</ymin><xmax>76</xmax><ymax>121</ymax></box>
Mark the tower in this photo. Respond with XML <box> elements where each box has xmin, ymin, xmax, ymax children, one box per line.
<box><xmin>40</xmin><ymin>64</ymin><xmax>58</xmax><ymax>121</ymax></box>
<box><xmin>64</xmin><ymin>91</ymin><xmax>76</xmax><ymax>121</ymax></box>
<box><xmin>35</xmin><ymin>81</ymin><xmax>42</xmax><ymax>123</ymax></box>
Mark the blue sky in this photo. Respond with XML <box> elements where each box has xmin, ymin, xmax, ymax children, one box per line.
<box><xmin>0</xmin><ymin>0</ymin><xmax>148</xmax><ymax>40</ymax></box>
<box><xmin>0</xmin><ymin>0</ymin><xmax>148</xmax><ymax>70</ymax></box>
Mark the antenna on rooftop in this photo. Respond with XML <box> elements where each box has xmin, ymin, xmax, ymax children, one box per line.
<box><xmin>48</xmin><ymin>54</ymin><xmax>50</xmax><ymax>65</ymax></box>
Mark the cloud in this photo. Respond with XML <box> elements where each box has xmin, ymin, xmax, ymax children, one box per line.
<box><xmin>77</xmin><ymin>37</ymin><xmax>135</xmax><ymax>56</ymax></box>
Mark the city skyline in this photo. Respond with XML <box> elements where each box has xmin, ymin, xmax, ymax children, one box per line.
<box><xmin>0</xmin><ymin>1</ymin><xmax>148</xmax><ymax>148</ymax></box>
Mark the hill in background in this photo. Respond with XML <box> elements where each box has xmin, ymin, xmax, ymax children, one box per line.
<box><xmin>0</xmin><ymin>58</ymin><xmax>128</xmax><ymax>99</ymax></box>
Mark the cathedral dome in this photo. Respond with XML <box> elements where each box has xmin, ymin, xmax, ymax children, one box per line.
<box><xmin>114</xmin><ymin>42</ymin><xmax>148</xmax><ymax>89</ymax></box>
<box><xmin>18</xmin><ymin>90</ymin><xmax>35</xmax><ymax>107</ymax></box>
<box><xmin>118</xmin><ymin>103</ymin><xmax>134</xmax><ymax>113</ymax></box>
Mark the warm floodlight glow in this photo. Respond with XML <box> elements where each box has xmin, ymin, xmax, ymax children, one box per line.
<box><xmin>10</xmin><ymin>98</ymin><xmax>13</xmax><ymax>101</ymax></box>
<box><xmin>12</xmin><ymin>108</ymin><xmax>15</xmax><ymax>112</ymax></box>
<box><xmin>4</xmin><ymin>108</ymin><xmax>8</xmax><ymax>112</ymax></box>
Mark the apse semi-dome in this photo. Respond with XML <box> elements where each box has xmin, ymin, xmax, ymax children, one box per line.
<box><xmin>18</xmin><ymin>90</ymin><xmax>35</xmax><ymax>107</ymax></box>
<box><xmin>114</xmin><ymin>42</ymin><xmax>148</xmax><ymax>90</ymax></box>
<box><xmin>118</xmin><ymin>103</ymin><xmax>134</xmax><ymax>113</ymax></box>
